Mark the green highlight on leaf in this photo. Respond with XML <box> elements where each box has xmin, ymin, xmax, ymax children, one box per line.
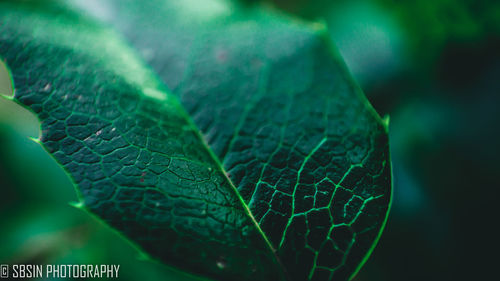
<box><xmin>0</xmin><ymin>0</ymin><xmax>392</xmax><ymax>281</ymax></box>
<box><xmin>0</xmin><ymin>59</ymin><xmax>13</xmax><ymax>98</ymax></box>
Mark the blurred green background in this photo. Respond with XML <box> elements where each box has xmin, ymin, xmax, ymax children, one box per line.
<box><xmin>1</xmin><ymin>0</ymin><xmax>499</xmax><ymax>280</ymax></box>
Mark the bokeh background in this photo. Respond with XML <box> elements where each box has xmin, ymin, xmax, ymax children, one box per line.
<box><xmin>1</xmin><ymin>0</ymin><xmax>499</xmax><ymax>280</ymax></box>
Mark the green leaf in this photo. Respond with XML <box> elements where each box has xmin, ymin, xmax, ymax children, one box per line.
<box><xmin>0</xmin><ymin>2</ymin><xmax>283</xmax><ymax>281</ymax></box>
<box><xmin>0</xmin><ymin>1</ymin><xmax>391</xmax><ymax>281</ymax></box>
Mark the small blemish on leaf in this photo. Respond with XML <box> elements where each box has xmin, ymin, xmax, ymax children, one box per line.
<box><xmin>42</xmin><ymin>83</ymin><xmax>51</xmax><ymax>92</ymax></box>
<box><xmin>215</xmin><ymin>48</ymin><xmax>228</xmax><ymax>63</ymax></box>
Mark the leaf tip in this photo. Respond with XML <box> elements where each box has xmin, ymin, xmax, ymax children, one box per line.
<box><xmin>28</xmin><ymin>136</ymin><xmax>41</xmax><ymax>144</ymax></box>
<box><xmin>69</xmin><ymin>201</ymin><xmax>85</xmax><ymax>209</ymax></box>
<box><xmin>382</xmin><ymin>114</ymin><xmax>390</xmax><ymax>130</ymax></box>
<box><xmin>0</xmin><ymin>93</ymin><xmax>14</xmax><ymax>101</ymax></box>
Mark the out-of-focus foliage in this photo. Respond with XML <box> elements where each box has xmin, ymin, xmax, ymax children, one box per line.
<box><xmin>1</xmin><ymin>0</ymin><xmax>499</xmax><ymax>280</ymax></box>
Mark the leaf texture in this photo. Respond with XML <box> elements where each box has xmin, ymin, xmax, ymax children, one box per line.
<box><xmin>0</xmin><ymin>2</ymin><xmax>284</xmax><ymax>281</ymax></box>
<box><xmin>0</xmin><ymin>0</ymin><xmax>392</xmax><ymax>281</ymax></box>
<box><xmin>82</xmin><ymin>0</ymin><xmax>393</xmax><ymax>280</ymax></box>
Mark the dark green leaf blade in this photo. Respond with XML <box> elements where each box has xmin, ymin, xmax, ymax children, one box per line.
<box><xmin>0</xmin><ymin>2</ymin><xmax>285</xmax><ymax>281</ymax></box>
<box><xmin>78</xmin><ymin>0</ymin><xmax>393</xmax><ymax>280</ymax></box>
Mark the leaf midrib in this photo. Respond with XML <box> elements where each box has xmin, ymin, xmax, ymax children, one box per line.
<box><xmin>173</xmin><ymin>86</ymin><xmax>290</xmax><ymax>280</ymax></box>
<box><xmin>145</xmin><ymin>9</ymin><xmax>291</xmax><ymax>277</ymax></box>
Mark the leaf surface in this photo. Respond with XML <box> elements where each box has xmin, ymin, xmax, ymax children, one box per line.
<box><xmin>0</xmin><ymin>2</ymin><xmax>283</xmax><ymax>281</ymax></box>
<box><xmin>0</xmin><ymin>1</ymin><xmax>392</xmax><ymax>281</ymax></box>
